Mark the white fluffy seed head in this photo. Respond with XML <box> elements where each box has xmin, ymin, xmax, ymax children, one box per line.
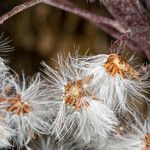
<box><xmin>42</xmin><ymin>54</ymin><xmax>118</xmax><ymax>143</ymax></box>
<box><xmin>3</xmin><ymin>73</ymin><xmax>51</xmax><ymax>148</ymax></box>
<box><xmin>76</xmin><ymin>53</ymin><xmax>150</xmax><ymax>113</ymax></box>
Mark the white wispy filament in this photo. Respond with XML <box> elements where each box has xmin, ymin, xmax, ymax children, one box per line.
<box><xmin>0</xmin><ymin>120</ymin><xmax>14</xmax><ymax>149</ymax></box>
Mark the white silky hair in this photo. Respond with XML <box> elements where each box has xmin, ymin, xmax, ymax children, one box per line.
<box><xmin>0</xmin><ymin>57</ymin><xmax>9</xmax><ymax>77</ymax></box>
<box><xmin>0</xmin><ymin>34</ymin><xmax>14</xmax><ymax>52</ymax></box>
<box><xmin>0</xmin><ymin>34</ymin><xmax>13</xmax><ymax>81</ymax></box>
<box><xmin>122</xmin><ymin>117</ymin><xmax>150</xmax><ymax>150</ymax></box>
<box><xmin>75</xmin><ymin>53</ymin><xmax>150</xmax><ymax>113</ymax></box>
<box><xmin>101</xmin><ymin>116</ymin><xmax>150</xmax><ymax>150</ymax></box>
<box><xmin>28</xmin><ymin>135</ymin><xmax>73</xmax><ymax>150</ymax></box>
<box><xmin>42</xmin><ymin>54</ymin><xmax>118</xmax><ymax>144</ymax></box>
<box><xmin>49</xmin><ymin>98</ymin><xmax>117</xmax><ymax>143</ymax></box>
<box><xmin>0</xmin><ymin>121</ymin><xmax>15</xmax><ymax>149</ymax></box>
<box><xmin>102</xmin><ymin>130</ymin><xmax>144</xmax><ymax>150</ymax></box>
<box><xmin>29</xmin><ymin>135</ymin><xmax>107</xmax><ymax>150</ymax></box>
<box><xmin>4</xmin><ymin>73</ymin><xmax>52</xmax><ymax>149</ymax></box>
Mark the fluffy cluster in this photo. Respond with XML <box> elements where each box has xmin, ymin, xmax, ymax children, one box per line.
<box><xmin>0</xmin><ymin>35</ymin><xmax>149</xmax><ymax>150</ymax></box>
<box><xmin>0</xmin><ymin>36</ymin><xmax>52</xmax><ymax>149</ymax></box>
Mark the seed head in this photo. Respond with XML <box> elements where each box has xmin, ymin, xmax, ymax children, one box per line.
<box><xmin>63</xmin><ymin>79</ymin><xmax>90</xmax><ymax>111</ymax></box>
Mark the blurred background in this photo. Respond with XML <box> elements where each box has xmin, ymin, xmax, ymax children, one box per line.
<box><xmin>0</xmin><ymin>0</ymin><xmax>114</xmax><ymax>76</ymax></box>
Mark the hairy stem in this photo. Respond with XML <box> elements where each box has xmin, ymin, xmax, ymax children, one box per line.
<box><xmin>0</xmin><ymin>0</ymin><xmax>41</xmax><ymax>24</ymax></box>
<box><xmin>0</xmin><ymin>0</ymin><xmax>125</xmax><ymax>38</ymax></box>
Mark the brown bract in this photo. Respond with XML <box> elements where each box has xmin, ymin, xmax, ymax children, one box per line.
<box><xmin>63</xmin><ymin>75</ymin><xmax>94</xmax><ymax>112</ymax></box>
<box><xmin>145</xmin><ymin>133</ymin><xmax>150</xmax><ymax>149</ymax></box>
<box><xmin>6</xmin><ymin>94</ymin><xmax>32</xmax><ymax>116</ymax></box>
<box><xmin>104</xmin><ymin>53</ymin><xmax>139</xmax><ymax>79</ymax></box>
<box><xmin>0</xmin><ymin>97</ymin><xmax>6</xmax><ymax>102</ymax></box>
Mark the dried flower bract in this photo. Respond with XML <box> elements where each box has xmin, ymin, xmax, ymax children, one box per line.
<box><xmin>104</xmin><ymin>53</ymin><xmax>139</xmax><ymax>79</ymax></box>
<box><xmin>63</xmin><ymin>75</ymin><xmax>94</xmax><ymax>111</ymax></box>
<box><xmin>6</xmin><ymin>94</ymin><xmax>32</xmax><ymax>116</ymax></box>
